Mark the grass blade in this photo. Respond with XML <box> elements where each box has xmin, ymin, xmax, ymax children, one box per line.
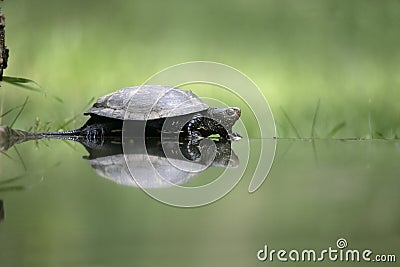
<box><xmin>56</xmin><ymin>114</ymin><xmax>81</xmax><ymax>131</ymax></box>
<box><xmin>57</xmin><ymin>97</ymin><xmax>95</xmax><ymax>130</ymax></box>
<box><xmin>3</xmin><ymin>76</ymin><xmax>64</xmax><ymax>103</ymax></box>
<box><xmin>327</xmin><ymin>121</ymin><xmax>346</xmax><ymax>138</ymax></box>
<box><xmin>280</xmin><ymin>107</ymin><xmax>302</xmax><ymax>138</ymax></box>
<box><xmin>51</xmin><ymin>95</ymin><xmax>64</xmax><ymax>103</ymax></box>
<box><xmin>310</xmin><ymin>99</ymin><xmax>320</xmax><ymax>138</ymax></box>
<box><xmin>0</xmin><ymin>174</ymin><xmax>25</xmax><ymax>186</ymax></box>
<box><xmin>0</xmin><ymin>185</ymin><xmax>26</xmax><ymax>192</ymax></box>
<box><xmin>2</xmin><ymin>76</ymin><xmax>45</xmax><ymax>93</ymax></box>
<box><xmin>82</xmin><ymin>96</ymin><xmax>96</xmax><ymax>112</ymax></box>
<box><xmin>3</xmin><ymin>76</ymin><xmax>38</xmax><ymax>84</ymax></box>
<box><xmin>375</xmin><ymin>131</ymin><xmax>385</xmax><ymax>139</ymax></box>
<box><xmin>10</xmin><ymin>96</ymin><xmax>29</xmax><ymax>127</ymax></box>
<box><xmin>368</xmin><ymin>111</ymin><xmax>373</xmax><ymax>139</ymax></box>
<box><xmin>0</xmin><ymin>105</ymin><xmax>23</xmax><ymax>118</ymax></box>
<box><xmin>0</xmin><ymin>151</ymin><xmax>14</xmax><ymax>160</ymax></box>
<box><xmin>14</xmin><ymin>146</ymin><xmax>27</xmax><ymax>171</ymax></box>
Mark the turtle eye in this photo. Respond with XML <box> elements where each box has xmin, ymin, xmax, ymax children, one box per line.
<box><xmin>226</xmin><ymin>108</ymin><xmax>235</xmax><ymax>116</ymax></box>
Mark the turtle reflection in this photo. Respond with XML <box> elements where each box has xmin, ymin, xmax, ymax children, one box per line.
<box><xmin>0</xmin><ymin>125</ymin><xmax>239</xmax><ymax>188</ymax></box>
<box><xmin>84</xmin><ymin>136</ymin><xmax>238</xmax><ymax>188</ymax></box>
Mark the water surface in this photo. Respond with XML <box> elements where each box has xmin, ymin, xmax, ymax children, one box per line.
<box><xmin>0</xmin><ymin>138</ymin><xmax>399</xmax><ymax>266</ymax></box>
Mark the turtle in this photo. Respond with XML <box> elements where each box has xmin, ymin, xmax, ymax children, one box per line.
<box><xmin>43</xmin><ymin>85</ymin><xmax>242</xmax><ymax>143</ymax></box>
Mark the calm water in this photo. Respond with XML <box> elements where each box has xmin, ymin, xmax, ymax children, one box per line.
<box><xmin>0</xmin><ymin>138</ymin><xmax>399</xmax><ymax>266</ymax></box>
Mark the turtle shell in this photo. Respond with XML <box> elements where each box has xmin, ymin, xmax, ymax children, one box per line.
<box><xmin>84</xmin><ymin>85</ymin><xmax>209</xmax><ymax>120</ymax></box>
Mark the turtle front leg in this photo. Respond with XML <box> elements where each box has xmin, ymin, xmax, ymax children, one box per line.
<box><xmin>229</xmin><ymin>132</ymin><xmax>242</xmax><ymax>141</ymax></box>
<box><xmin>188</xmin><ymin>116</ymin><xmax>229</xmax><ymax>140</ymax></box>
<box><xmin>211</xmin><ymin>120</ymin><xmax>241</xmax><ymax>141</ymax></box>
<box><xmin>186</xmin><ymin>115</ymin><xmax>240</xmax><ymax>142</ymax></box>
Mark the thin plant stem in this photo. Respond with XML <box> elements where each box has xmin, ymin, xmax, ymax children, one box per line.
<box><xmin>280</xmin><ymin>106</ymin><xmax>302</xmax><ymax>138</ymax></box>
<box><xmin>310</xmin><ymin>99</ymin><xmax>320</xmax><ymax>138</ymax></box>
<box><xmin>13</xmin><ymin>146</ymin><xmax>27</xmax><ymax>171</ymax></box>
<box><xmin>10</xmin><ymin>96</ymin><xmax>29</xmax><ymax>128</ymax></box>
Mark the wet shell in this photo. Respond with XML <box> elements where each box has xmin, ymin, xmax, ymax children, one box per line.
<box><xmin>84</xmin><ymin>85</ymin><xmax>209</xmax><ymax>120</ymax></box>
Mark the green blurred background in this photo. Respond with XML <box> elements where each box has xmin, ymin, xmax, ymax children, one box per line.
<box><xmin>0</xmin><ymin>1</ymin><xmax>399</xmax><ymax>267</ymax></box>
<box><xmin>1</xmin><ymin>0</ymin><xmax>400</xmax><ymax>137</ymax></box>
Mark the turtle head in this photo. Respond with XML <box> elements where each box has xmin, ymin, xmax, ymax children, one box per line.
<box><xmin>208</xmin><ymin>107</ymin><xmax>241</xmax><ymax>130</ymax></box>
